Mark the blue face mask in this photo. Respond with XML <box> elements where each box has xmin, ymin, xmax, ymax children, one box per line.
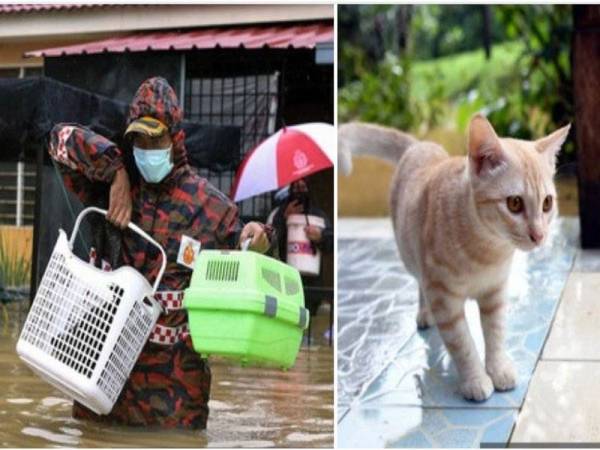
<box><xmin>133</xmin><ymin>146</ymin><xmax>174</xmax><ymax>183</ymax></box>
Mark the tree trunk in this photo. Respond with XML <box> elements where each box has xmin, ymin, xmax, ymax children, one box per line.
<box><xmin>482</xmin><ymin>6</ymin><xmax>492</xmax><ymax>59</ymax></box>
<box><xmin>395</xmin><ymin>5</ymin><xmax>413</xmax><ymax>54</ymax></box>
<box><xmin>574</xmin><ymin>5</ymin><xmax>600</xmax><ymax>248</ymax></box>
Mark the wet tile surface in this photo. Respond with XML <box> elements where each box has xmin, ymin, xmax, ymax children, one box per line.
<box><xmin>543</xmin><ymin>273</ymin><xmax>600</xmax><ymax>360</ymax></box>
<box><xmin>573</xmin><ymin>249</ymin><xmax>600</xmax><ymax>272</ymax></box>
<box><xmin>338</xmin><ymin>217</ymin><xmax>394</xmax><ymax>240</ymax></box>
<box><xmin>338</xmin><ymin>406</ymin><xmax>517</xmax><ymax>448</ymax></box>
<box><xmin>337</xmin><ymin>218</ymin><xmax>579</xmax><ymax>448</ymax></box>
<box><xmin>511</xmin><ymin>361</ymin><xmax>600</xmax><ymax>443</ymax></box>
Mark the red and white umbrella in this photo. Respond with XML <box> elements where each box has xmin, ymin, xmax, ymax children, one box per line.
<box><xmin>231</xmin><ymin>122</ymin><xmax>334</xmax><ymax>202</ymax></box>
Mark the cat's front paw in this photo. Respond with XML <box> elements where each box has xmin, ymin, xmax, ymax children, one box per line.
<box><xmin>487</xmin><ymin>358</ymin><xmax>517</xmax><ymax>391</ymax></box>
<box><xmin>416</xmin><ymin>309</ymin><xmax>434</xmax><ymax>329</ymax></box>
<box><xmin>459</xmin><ymin>373</ymin><xmax>494</xmax><ymax>402</ymax></box>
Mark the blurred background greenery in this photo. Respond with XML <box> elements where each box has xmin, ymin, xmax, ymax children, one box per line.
<box><xmin>338</xmin><ymin>4</ymin><xmax>577</xmax><ymax>216</ymax></box>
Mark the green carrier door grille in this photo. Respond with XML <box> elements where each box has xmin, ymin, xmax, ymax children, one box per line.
<box><xmin>206</xmin><ymin>260</ymin><xmax>240</xmax><ymax>282</ymax></box>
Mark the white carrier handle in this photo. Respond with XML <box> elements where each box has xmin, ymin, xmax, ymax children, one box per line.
<box><xmin>69</xmin><ymin>206</ymin><xmax>167</xmax><ymax>294</ymax></box>
<box><xmin>241</xmin><ymin>237</ymin><xmax>252</xmax><ymax>252</ymax></box>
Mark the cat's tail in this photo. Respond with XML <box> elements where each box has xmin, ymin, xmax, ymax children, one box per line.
<box><xmin>338</xmin><ymin>122</ymin><xmax>417</xmax><ymax>175</ymax></box>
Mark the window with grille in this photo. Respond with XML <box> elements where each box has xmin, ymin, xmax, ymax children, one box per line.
<box><xmin>0</xmin><ymin>66</ymin><xmax>43</xmax><ymax>79</ymax></box>
<box><xmin>0</xmin><ymin>162</ymin><xmax>36</xmax><ymax>226</ymax></box>
<box><xmin>0</xmin><ymin>68</ymin><xmax>20</xmax><ymax>78</ymax></box>
<box><xmin>184</xmin><ymin>72</ymin><xmax>279</xmax><ymax>221</ymax></box>
<box><xmin>0</xmin><ymin>65</ymin><xmax>42</xmax><ymax>226</ymax></box>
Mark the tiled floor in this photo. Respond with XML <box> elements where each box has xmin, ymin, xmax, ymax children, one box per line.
<box><xmin>337</xmin><ymin>217</ymin><xmax>580</xmax><ymax>448</ymax></box>
<box><xmin>510</xmin><ymin>249</ymin><xmax>600</xmax><ymax>444</ymax></box>
<box><xmin>510</xmin><ymin>361</ymin><xmax>600</xmax><ymax>443</ymax></box>
<box><xmin>542</xmin><ymin>273</ymin><xmax>600</xmax><ymax>360</ymax></box>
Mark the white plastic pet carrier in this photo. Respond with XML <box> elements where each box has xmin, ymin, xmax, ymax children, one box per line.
<box><xmin>16</xmin><ymin>207</ymin><xmax>166</xmax><ymax>415</ymax></box>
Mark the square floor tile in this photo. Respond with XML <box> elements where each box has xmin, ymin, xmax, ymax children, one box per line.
<box><xmin>511</xmin><ymin>361</ymin><xmax>600</xmax><ymax>443</ymax></box>
<box><xmin>543</xmin><ymin>273</ymin><xmax>600</xmax><ymax>360</ymax></box>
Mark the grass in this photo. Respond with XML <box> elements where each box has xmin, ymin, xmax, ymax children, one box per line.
<box><xmin>410</xmin><ymin>41</ymin><xmax>526</xmax><ymax>103</ymax></box>
<box><xmin>339</xmin><ymin>41</ymin><xmax>533</xmax><ymax>138</ymax></box>
<box><xmin>0</xmin><ymin>234</ymin><xmax>31</xmax><ymax>288</ymax></box>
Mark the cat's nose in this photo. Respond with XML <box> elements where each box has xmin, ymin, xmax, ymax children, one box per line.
<box><xmin>529</xmin><ymin>229</ymin><xmax>544</xmax><ymax>245</ymax></box>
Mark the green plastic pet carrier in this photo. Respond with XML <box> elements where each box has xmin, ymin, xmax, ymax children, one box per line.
<box><xmin>184</xmin><ymin>249</ymin><xmax>309</xmax><ymax>369</ymax></box>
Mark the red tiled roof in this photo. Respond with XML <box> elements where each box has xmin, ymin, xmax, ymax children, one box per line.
<box><xmin>0</xmin><ymin>4</ymin><xmax>124</xmax><ymax>14</ymax></box>
<box><xmin>25</xmin><ymin>22</ymin><xmax>333</xmax><ymax>57</ymax></box>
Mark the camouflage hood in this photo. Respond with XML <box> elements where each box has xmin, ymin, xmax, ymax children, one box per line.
<box><xmin>127</xmin><ymin>77</ymin><xmax>188</xmax><ymax>168</ymax></box>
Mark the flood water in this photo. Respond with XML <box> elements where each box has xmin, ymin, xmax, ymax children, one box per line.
<box><xmin>0</xmin><ymin>302</ymin><xmax>333</xmax><ymax>448</ymax></box>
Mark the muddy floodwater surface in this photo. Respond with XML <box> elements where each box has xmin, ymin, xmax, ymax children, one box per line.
<box><xmin>0</xmin><ymin>302</ymin><xmax>333</xmax><ymax>448</ymax></box>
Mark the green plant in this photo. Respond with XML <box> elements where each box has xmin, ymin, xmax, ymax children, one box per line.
<box><xmin>411</xmin><ymin>5</ymin><xmax>508</xmax><ymax>60</ymax></box>
<box><xmin>339</xmin><ymin>51</ymin><xmax>416</xmax><ymax>130</ymax></box>
<box><xmin>490</xmin><ymin>5</ymin><xmax>573</xmax><ymax>157</ymax></box>
<box><xmin>411</xmin><ymin>69</ymin><xmax>448</xmax><ymax>132</ymax></box>
<box><xmin>338</xmin><ymin>5</ymin><xmax>413</xmax><ymax>87</ymax></box>
<box><xmin>0</xmin><ymin>234</ymin><xmax>31</xmax><ymax>288</ymax></box>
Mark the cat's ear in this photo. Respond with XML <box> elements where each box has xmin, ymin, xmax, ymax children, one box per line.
<box><xmin>535</xmin><ymin>124</ymin><xmax>571</xmax><ymax>169</ymax></box>
<box><xmin>468</xmin><ymin>114</ymin><xmax>505</xmax><ymax>177</ymax></box>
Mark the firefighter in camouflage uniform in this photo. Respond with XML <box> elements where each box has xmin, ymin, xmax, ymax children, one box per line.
<box><xmin>48</xmin><ymin>77</ymin><xmax>272</xmax><ymax>429</ymax></box>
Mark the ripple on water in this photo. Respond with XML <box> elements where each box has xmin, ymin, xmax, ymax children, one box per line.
<box><xmin>40</xmin><ymin>397</ymin><xmax>71</xmax><ymax>408</ymax></box>
<box><xmin>207</xmin><ymin>399</ymin><xmax>236</xmax><ymax>411</ymax></box>
<box><xmin>286</xmin><ymin>432</ymin><xmax>333</xmax><ymax>442</ymax></box>
<box><xmin>5</xmin><ymin>399</ymin><xmax>33</xmax><ymax>405</ymax></box>
<box><xmin>21</xmin><ymin>427</ymin><xmax>80</xmax><ymax>446</ymax></box>
<box><xmin>59</xmin><ymin>427</ymin><xmax>83</xmax><ymax>437</ymax></box>
<box><xmin>206</xmin><ymin>440</ymin><xmax>276</xmax><ymax>448</ymax></box>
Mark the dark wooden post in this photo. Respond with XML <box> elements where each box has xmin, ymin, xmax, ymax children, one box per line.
<box><xmin>395</xmin><ymin>5</ymin><xmax>412</xmax><ymax>53</ymax></box>
<box><xmin>482</xmin><ymin>6</ymin><xmax>492</xmax><ymax>60</ymax></box>
<box><xmin>574</xmin><ymin>5</ymin><xmax>600</xmax><ymax>248</ymax></box>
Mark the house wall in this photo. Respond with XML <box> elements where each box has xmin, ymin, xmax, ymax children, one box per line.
<box><xmin>0</xmin><ymin>36</ymin><xmax>119</xmax><ymax>69</ymax></box>
<box><xmin>0</xmin><ymin>5</ymin><xmax>333</xmax><ymax>39</ymax></box>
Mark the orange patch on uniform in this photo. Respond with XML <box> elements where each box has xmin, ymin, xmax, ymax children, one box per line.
<box><xmin>177</xmin><ymin>235</ymin><xmax>202</xmax><ymax>269</ymax></box>
<box><xmin>183</xmin><ymin>243</ymin><xmax>195</xmax><ymax>266</ymax></box>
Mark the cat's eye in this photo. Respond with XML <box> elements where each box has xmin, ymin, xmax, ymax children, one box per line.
<box><xmin>506</xmin><ymin>196</ymin><xmax>524</xmax><ymax>214</ymax></box>
<box><xmin>543</xmin><ymin>195</ymin><xmax>553</xmax><ymax>213</ymax></box>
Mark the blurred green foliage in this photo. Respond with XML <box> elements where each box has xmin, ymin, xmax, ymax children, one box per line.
<box><xmin>338</xmin><ymin>4</ymin><xmax>575</xmax><ymax>161</ymax></box>
<box><xmin>490</xmin><ymin>5</ymin><xmax>573</xmax><ymax>142</ymax></box>
<box><xmin>338</xmin><ymin>53</ymin><xmax>414</xmax><ymax>130</ymax></box>
<box><xmin>410</xmin><ymin>5</ymin><xmax>506</xmax><ymax>59</ymax></box>
<box><xmin>338</xmin><ymin>51</ymin><xmax>448</xmax><ymax>132</ymax></box>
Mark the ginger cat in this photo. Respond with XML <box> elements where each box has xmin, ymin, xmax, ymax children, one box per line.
<box><xmin>339</xmin><ymin>115</ymin><xmax>570</xmax><ymax>401</ymax></box>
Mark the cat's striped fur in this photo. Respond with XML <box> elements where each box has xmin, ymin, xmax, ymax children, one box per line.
<box><xmin>339</xmin><ymin>115</ymin><xmax>570</xmax><ymax>401</ymax></box>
